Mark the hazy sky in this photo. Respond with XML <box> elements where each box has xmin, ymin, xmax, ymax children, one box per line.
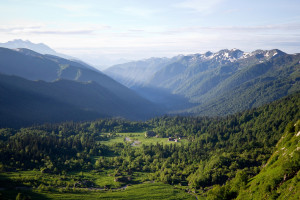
<box><xmin>1</xmin><ymin>0</ymin><xmax>300</xmax><ymax>66</ymax></box>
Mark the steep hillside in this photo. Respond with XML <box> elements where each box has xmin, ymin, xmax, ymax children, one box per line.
<box><xmin>236</xmin><ymin>120</ymin><xmax>300</xmax><ymax>199</ymax></box>
<box><xmin>0</xmin><ymin>74</ymin><xmax>160</xmax><ymax>127</ymax></box>
<box><xmin>186</xmin><ymin>53</ymin><xmax>300</xmax><ymax>115</ymax></box>
<box><xmin>207</xmin><ymin>117</ymin><xmax>300</xmax><ymax>200</ymax></box>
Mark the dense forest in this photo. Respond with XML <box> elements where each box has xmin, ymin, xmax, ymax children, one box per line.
<box><xmin>0</xmin><ymin>92</ymin><xmax>299</xmax><ymax>199</ymax></box>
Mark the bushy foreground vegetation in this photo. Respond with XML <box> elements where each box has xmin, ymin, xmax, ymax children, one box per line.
<box><xmin>0</xmin><ymin>92</ymin><xmax>299</xmax><ymax>199</ymax></box>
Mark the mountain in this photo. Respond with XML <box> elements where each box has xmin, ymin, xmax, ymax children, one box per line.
<box><xmin>0</xmin><ymin>39</ymin><xmax>101</xmax><ymax>71</ymax></box>
<box><xmin>184</xmin><ymin>51</ymin><xmax>300</xmax><ymax>115</ymax></box>
<box><xmin>104</xmin><ymin>57</ymin><xmax>174</xmax><ymax>87</ymax></box>
<box><xmin>0</xmin><ymin>47</ymin><xmax>161</xmax><ymax>126</ymax></box>
<box><xmin>105</xmin><ymin>49</ymin><xmax>300</xmax><ymax>115</ymax></box>
<box><xmin>104</xmin><ymin>56</ymin><xmax>194</xmax><ymax>110</ymax></box>
<box><xmin>0</xmin><ymin>47</ymin><xmax>149</xmax><ymax>101</ymax></box>
<box><xmin>0</xmin><ymin>39</ymin><xmax>73</xmax><ymax>59</ymax></box>
<box><xmin>0</xmin><ymin>73</ymin><xmax>160</xmax><ymax>127</ymax></box>
<box><xmin>146</xmin><ymin>49</ymin><xmax>286</xmax><ymax>100</ymax></box>
<box><xmin>0</xmin><ymin>74</ymin><xmax>102</xmax><ymax>127</ymax></box>
<box><xmin>0</xmin><ymin>39</ymin><xmax>56</xmax><ymax>55</ymax></box>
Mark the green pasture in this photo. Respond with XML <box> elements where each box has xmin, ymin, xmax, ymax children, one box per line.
<box><xmin>100</xmin><ymin>132</ymin><xmax>188</xmax><ymax>147</ymax></box>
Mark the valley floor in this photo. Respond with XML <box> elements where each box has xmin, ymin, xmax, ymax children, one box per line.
<box><xmin>0</xmin><ymin>171</ymin><xmax>198</xmax><ymax>200</ymax></box>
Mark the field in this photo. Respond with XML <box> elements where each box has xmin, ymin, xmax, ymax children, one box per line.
<box><xmin>100</xmin><ymin>132</ymin><xmax>188</xmax><ymax>147</ymax></box>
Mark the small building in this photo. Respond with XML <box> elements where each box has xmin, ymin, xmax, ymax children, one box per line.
<box><xmin>168</xmin><ymin>137</ymin><xmax>179</xmax><ymax>142</ymax></box>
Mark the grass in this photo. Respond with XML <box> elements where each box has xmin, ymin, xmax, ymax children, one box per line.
<box><xmin>0</xmin><ymin>169</ymin><xmax>198</xmax><ymax>200</ymax></box>
<box><xmin>37</xmin><ymin>182</ymin><xmax>196</xmax><ymax>200</ymax></box>
<box><xmin>1</xmin><ymin>170</ymin><xmax>124</xmax><ymax>189</ymax></box>
<box><xmin>100</xmin><ymin>132</ymin><xmax>188</xmax><ymax>147</ymax></box>
<box><xmin>69</xmin><ymin>170</ymin><xmax>123</xmax><ymax>188</ymax></box>
<box><xmin>0</xmin><ymin>180</ymin><xmax>196</xmax><ymax>200</ymax></box>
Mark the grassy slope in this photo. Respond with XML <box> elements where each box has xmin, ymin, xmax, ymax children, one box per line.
<box><xmin>237</xmin><ymin>120</ymin><xmax>300</xmax><ymax>200</ymax></box>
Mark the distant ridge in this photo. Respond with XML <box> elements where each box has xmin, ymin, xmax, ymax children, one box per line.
<box><xmin>0</xmin><ymin>39</ymin><xmax>55</xmax><ymax>53</ymax></box>
<box><xmin>0</xmin><ymin>39</ymin><xmax>63</xmax><ymax>56</ymax></box>
<box><xmin>0</xmin><ymin>39</ymin><xmax>95</xmax><ymax>68</ymax></box>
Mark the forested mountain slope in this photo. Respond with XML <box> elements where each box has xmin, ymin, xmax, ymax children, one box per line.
<box><xmin>0</xmin><ymin>48</ymin><xmax>161</xmax><ymax>125</ymax></box>
<box><xmin>185</xmin><ymin>53</ymin><xmax>300</xmax><ymax>115</ymax></box>
<box><xmin>105</xmin><ymin>49</ymin><xmax>300</xmax><ymax>115</ymax></box>
<box><xmin>0</xmin><ymin>73</ymin><xmax>161</xmax><ymax>127</ymax></box>
<box><xmin>0</xmin><ymin>47</ymin><xmax>157</xmax><ymax>108</ymax></box>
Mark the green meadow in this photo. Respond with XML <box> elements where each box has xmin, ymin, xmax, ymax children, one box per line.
<box><xmin>0</xmin><ymin>171</ymin><xmax>197</xmax><ymax>200</ymax></box>
<box><xmin>100</xmin><ymin>132</ymin><xmax>188</xmax><ymax>146</ymax></box>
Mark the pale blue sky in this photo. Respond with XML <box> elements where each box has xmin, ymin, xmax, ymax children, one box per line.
<box><xmin>0</xmin><ymin>0</ymin><xmax>300</xmax><ymax>66</ymax></box>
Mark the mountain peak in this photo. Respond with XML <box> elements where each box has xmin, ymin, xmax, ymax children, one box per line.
<box><xmin>12</xmin><ymin>39</ymin><xmax>31</xmax><ymax>43</ymax></box>
<box><xmin>0</xmin><ymin>39</ymin><xmax>79</xmax><ymax>61</ymax></box>
<box><xmin>0</xmin><ymin>39</ymin><xmax>57</xmax><ymax>55</ymax></box>
<box><xmin>250</xmin><ymin>49</ymin><xmax>286</xmax><ymax>59</ymax></box>
<box><xmin>209</xmin><ymin>48</ymin><xmax>244</xmax><ymax>62</ymax></box>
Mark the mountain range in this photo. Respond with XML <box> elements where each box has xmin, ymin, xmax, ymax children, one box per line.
<box><xmin>0</xmin><ymin>47</ymin><xmax>161</xmax><ymax>127</ymax></box>
<box><xmin>0</xmin><ymin>39</ymin><xmax>299</xmax><ymax>126</ymax></box>
<box><xmin>105</xmin><ymin>48</ymin><xmax>300</xmax><ymax>115</ymax></box>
